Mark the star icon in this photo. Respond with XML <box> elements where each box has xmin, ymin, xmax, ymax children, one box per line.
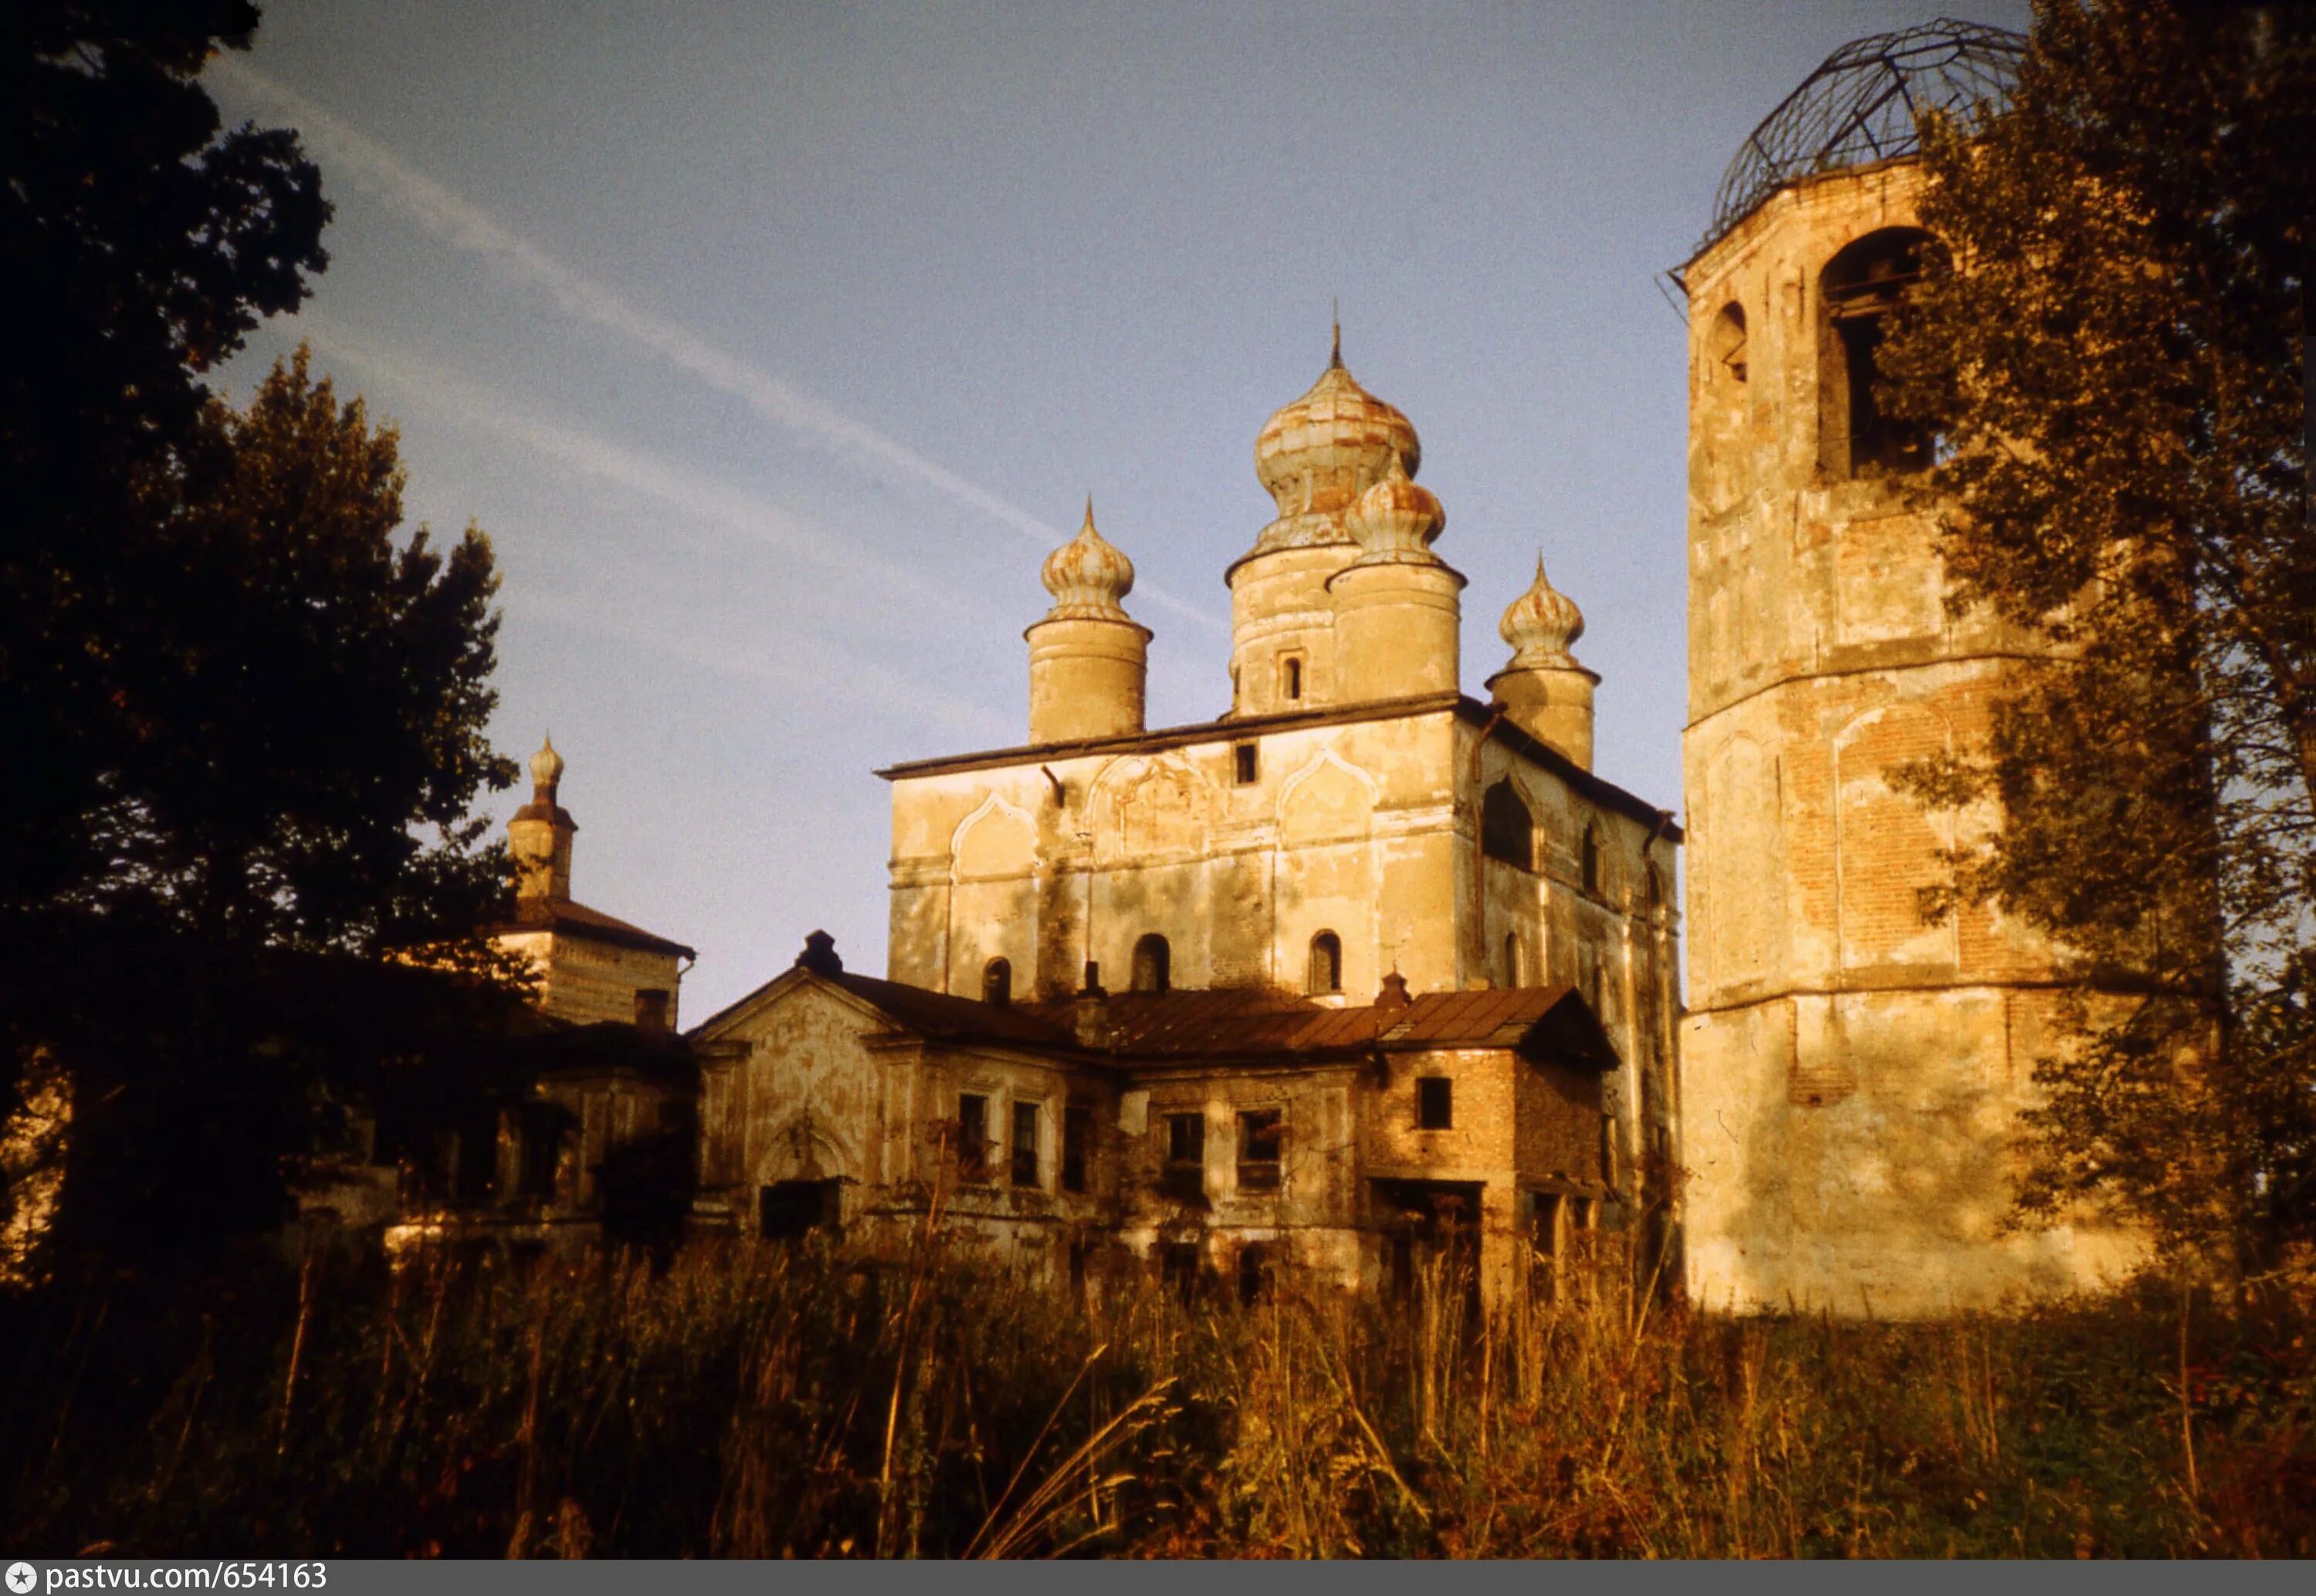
<box><xmin>7</xmin><ymin>1563</ymin><xmax>38</xmax><ymax>1595</ymax></box>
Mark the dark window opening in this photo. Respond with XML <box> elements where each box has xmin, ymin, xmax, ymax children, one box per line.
<box><xmin>957</xmin><ymin>1093</ymin><xmax>992</xmax><ymax>1182</ymax></box>
<box><xmin>1161</xmin><ymin>1240</ymin><xmax>1203</xmax><ymax>1303</ymax></box>
<box><xmin>759</xmin><ymin>1179</ymin><xmax>836</xmax><ymax>1241</ymax></box>
<box><xmin>1417</xmin><ymin>1076</ymin><xmax>1453</xmax><ymax>1131</ymax></box>
<box><xmin>1011</xmin><ymin>1100</ymin><xmax>1040</xmax><ymax>1188</ymax></box>
<box><xmin>1709</xmin><ymin>301</ymin><xmax>1748</xmax><ymax>385</ymax></box>
<box><xmin>1238</xmin><ymin>1243</ymin><xmax>1273</xmax><ymax>1307</ymax></box>
<box><xmin>982</xmin><ymin>957</ymin><xmax>1012</xmax><ymax>1007</ymax></box>
<box><xmin>1820</xmin><ymin>228</ymin><xmax>1933</xmax><ymax>479</ymax></box>
<box><xmin>1282</xmin><ymin>655</ymin><xmax>1304</xmax><ymax>702</ymax></box>
<box><xmin>1481</xmin><ymin>779</ymin><xmax>1533</xmax><ymax>871</ymax></box>
<box><xmin>1390</xmin><ymin>1233</ymin><xmax>1415</xmax><ymax>1300</ymax></box>
<box><xmin>1502</xmin><ymin>931</ymin><xmax>1523</xmax><ymax>989</ymax></box>
<box><xmin>1234</xmin><ymin>742</ymin><xmax>1258</xmax><ymax>785</ymax></box>
<box><xmin>1131</xmin><ymin>933</ymin><xmax>1171</xmax><ymax>994</ymax></box>
<box><xmin>1581</xmin><ymin>825</ymin><xmax>1602</xmax><ymax>895</ymax></box>
<box><xmin>452</xmin><ymin>1111</ymin><xmax>498</xmax><ymax>1205</ymax></box>
<box><xmin>1062</xmin><ymin>1105</ymin><xmax>1091</xmax><ymax>1193</ymax></box>
<box><xmin>1162</xmin><ymin>1111</ymin><xmax>1205</xmax><ymax>1203</ymax></box>
<box><xmin>1306</xmin><ymin>931</ymin><xmax>1342</xmax><ymax>994</ymax></box>
<box><xmin>634</xmin><ymin>987</ymin><xmax>670</xmax><ymax>1032</ymax></box>
<box><xmin>516</xmin><ymin>1107</ymin><xmax>561</xmax><ymax>1201</ymax></box>
<box><xmin>1237</xmin><ymin>1109</ymin><xmax>1283</xmax><ymax>1192</ymax></box>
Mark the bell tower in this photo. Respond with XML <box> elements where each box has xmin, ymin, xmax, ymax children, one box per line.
<box><xmin>1677</xmin><ymin>21</ymin><xmax>2142</xmax><ymax>1314</ymax></box>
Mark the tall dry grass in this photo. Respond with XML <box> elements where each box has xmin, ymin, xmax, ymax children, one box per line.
<box><xmin>2</xmin><ymin>1227</ymin><xmax>2311</xmax><ymax>1557</ymax></box>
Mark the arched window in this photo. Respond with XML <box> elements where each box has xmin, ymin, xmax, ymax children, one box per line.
<box><xmin>1307</xmin><ymin>931</ymin><xmax>1343</xmax><ymax>995</ymax></box>
<box><xmin>1502</xmin><ymin>931</ymin><xmax>1523</xmax><ymax>989</ymax></box>
<box><xmin>1708</xmin><ymin>301</ymin><xmax>1748</xmax><ymax>387</ymax></box>
<box><xmin>1282</xmin><ymin>656</ymin><xmax>1304</xmax><ymax>702</ymax></box>
<box><xmin>982</xmin><ymin>957</ymin><xmax>1012</xmax><ymax>1007</ymax></box>
<box><xmin>1131</xmin><ymin>933</ymin><xmax>1171</xmax><ymax>994</ymax></box>
<box><xmin>1580</xmin><ymin>825</ymin><xmax>1602</xmax><ymax>895</ymax></box>
<box><xmin>1481</xmin><ymin>780</ymin><xmax>1533</xmax><ymax>870</ymax></box>
<box><xmin>1820</xmin><ymin>228</ymin><xmax>1933</xmax><ymax>479</ymax></box>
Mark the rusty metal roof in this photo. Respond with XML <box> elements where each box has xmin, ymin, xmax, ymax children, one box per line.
<box><xmin>486</xmin><ymin>897</ymin><xmax>696</xmax><ymax>959</ymax></box>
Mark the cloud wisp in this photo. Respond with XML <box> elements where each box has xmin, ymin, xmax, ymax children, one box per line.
<box><xmin>208</xmin><ymin>55</ymin><xmax>1221</xmax><ymax>630</ymax></box>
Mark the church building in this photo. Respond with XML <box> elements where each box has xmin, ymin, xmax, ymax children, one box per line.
<box><xmin>685</xmin><ymin>335</ymin><xmax>1683</xmax><ymax>1301</ymax></box>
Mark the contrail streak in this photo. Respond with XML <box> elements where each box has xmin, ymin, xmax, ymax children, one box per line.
<box><xmin>208</xmin><ymin>55</ymin><xmax>1221</xmax><ymax>630</ymax></box>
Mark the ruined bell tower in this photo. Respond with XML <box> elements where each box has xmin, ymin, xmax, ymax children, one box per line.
<box><xmin>1676</xmin><ymin>21</ymin><xmax>2142</xmax><ymax>1314</ymax></box>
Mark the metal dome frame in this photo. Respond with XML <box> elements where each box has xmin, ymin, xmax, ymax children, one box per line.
<box><xmin>1698</xmin><ymin>18</ymin><xmax>2025</xmax><ymax>259</ymax></box>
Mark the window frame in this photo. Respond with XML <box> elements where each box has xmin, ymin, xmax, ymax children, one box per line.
<box><xmin>1306</xmin><ymin>930</ymin><xmax>1343</xmax><ymax>994</ymax></box>
<box><xmin>1417</xmin><ymin>1076</ymin><xmax>1454</xmax><ymax>1132</ymax></box>
<box><xmin>1011</xmin><ymin>1098</ymin><xmax>1041</xmax><ymax>1188</ymax></box>
<box><xmin>1236</xmin><ymin>1107</ymin><xmax>1284</xmax><ymax>1192</ymax></box>
<box><xmin>957</xmin><ymin>1091</ymin><xmax>993</xmax><ymax>1182</ymax></box>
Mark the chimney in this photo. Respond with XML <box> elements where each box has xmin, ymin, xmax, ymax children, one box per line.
<box><xmin>1375</xmin><ymin>971</ymin><xmax>1412</xmax><ymax>1012</ymax></box>
<box><xmin>1074</xmin><ymin>960</ymin><xmax>1110</xmax><ymax>1048</ymax></box>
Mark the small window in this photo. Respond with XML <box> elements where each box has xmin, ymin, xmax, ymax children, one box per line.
<box><xmin>1417</xmin><ymin>1077</ymin><xmax>1453</xmax><ymax>1131</ymax></box>
<box><xmin>1131</xmin><ymin>933</ymin><xmax>1171</xmax><ymax>994</ymax></box>
<box><xmin>1282</xmin><ymin>655</ymin><xmax>1304</xmax><ymax>702</ymax></box>
<box><xmin>982</xmin><ymin>957</ymin><xmax>1012</xmax><ymax>1007</ymax></box>
<box><xmin>1233</xmin><ymin>742</ymin><xmax>1258</xmax><ymax>785</ymax></box>
<box><xmin>957</xmin><ymin>1093</ymin><xmax>991</xmax><ymax>1182</ymax></box>
<box><xmin>1481</xmin><ymin>779</ymin><xmax>1533</xmax><ymax>870</ymax></box>
<box><xmin>1646</xmin><ymin>863</ymin><xmax>1664</xmax><ymax>917</ymax></box>
<box><xmin>1062</xmin><ymin>1104</ymin><xmax>1091</xmax><ymax>1193</ymax></box>
<box><xmin>1708</xmin><ymin>301</ymin><xmax>1748</xmax><ymax>386</ymax></box>
<box><xmin>1238</xmin><ymin>1243</ymin><xmax>1272</xmax><ymax>1307</ymax></box>
<box><xmin>1306</xmin><ymin>931</ymin><xmax>1343</xmax><ymax>994</ymax></box>
<box><xmin>1163</xmin><ymin>1111</ymin><xmax>1204</xmax><ymax>1203</ymax></box>
<box><xmin>1161</xmin><ymin>1240</ymin><xmax>1203</xmax><ymax>1303</ymax></box>
<box><xmin>1237</xmin><ymin>1109</ymin><xmax>1283</xmax><ymax>1192</ymax></box>
<box><xmin>1011</xmin><ymin>1100</ymin><xmax>1040</xmax><ymax>1188</ymax></box>
<box><xmin>1581</xmin><ymin>825</ymin><xmax>1602</xmax><ymax>895</ymax></box>
<box><xmin>633</xmin><ymin>988</ymin><xmax>671</xmax><ymax>1032</ymax></box>
<box><xmin>1502</xmin><ymin>931</ymin><xmax>1523</xmax><ymax>989</ymax></box>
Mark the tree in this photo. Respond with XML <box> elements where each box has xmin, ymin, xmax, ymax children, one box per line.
<box><xmin>1881</xmin><ymin>1</ymin><xmax>2312</xmax><ymax>1263</ymax></box>
<box><xmin>2</xmin><ymin>5</ymin><xmax>527</xmax><ymax>1269</ymax></box>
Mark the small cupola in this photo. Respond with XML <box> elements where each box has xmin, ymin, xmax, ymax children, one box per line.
<box><xmin>1025</xmin><ymin>499</ymin><xmax>1152</xmax><ymax>746</ymax></box>
<box><xmin>1487</xmin><ymin>559</ymin><xmax>1600</xmax><ymax>769</ymax></box>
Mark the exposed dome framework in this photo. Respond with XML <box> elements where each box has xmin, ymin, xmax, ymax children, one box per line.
<box><xmin>1701</xmin><ymin>18</ymin><xmax>2024</xmax><ymax>258</ymax></box>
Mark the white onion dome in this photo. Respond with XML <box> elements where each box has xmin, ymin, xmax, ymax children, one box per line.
<box><xmin>1500</xmin><ymin>556</ymin><xmax>1586</xmax><ymax>668</ymax></box>
<box><xmin>1344</xmin><ymin>455</ymin><xmax>1445</xmax><ymax>563</ymax></box>
<box><xmin>528</xmin><ymin>735</ymin><xmax>565</xmax><ymax>795</ymax></box>
<box><xmin>1253</xmin><ymin>332</ymin><xmax>1420</xmax><ymax>519</ymax></box>
<box><xmin>1040</xmin><ymin>499</ymin><xmax>1136</xmax><ymax>620</ymax></box>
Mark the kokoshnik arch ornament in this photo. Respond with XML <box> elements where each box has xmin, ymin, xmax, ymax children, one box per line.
<box><xmin>1700</xmin><ymin>19</ymin><xmax>2025</xmax><ymax>259</ymax></box>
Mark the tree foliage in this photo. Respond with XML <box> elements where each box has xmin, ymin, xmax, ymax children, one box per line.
<box><xmin>1881</xmin><ymin>0</ymin><xmax>2313</xmax><ymax>1261</ymax></box>
<box><xmin>2</xmin><ymin>5</ymin><xmax>524</xmax><ymax>1270</ymax></box>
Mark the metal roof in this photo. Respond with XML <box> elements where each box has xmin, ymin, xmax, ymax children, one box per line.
<box><xmin>1698</xmin><ymin>18</ymin><xmax>2024</xmax><ymax>261</ymax></box>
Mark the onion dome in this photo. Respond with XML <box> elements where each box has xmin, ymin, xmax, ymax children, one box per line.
<box><xmin>528</xmin><ymin>734</ymin><xmax>565</xmax><ymax>796</ymax></box>
<box><xmin>1040</xmin><ymin>498</ymin><xmax>1136</xmax><ymax>620</ymax></box>
<box><xmin>1500</xmin><ymin>556</ymin><xmax>1586</xmax><ymax>668</ymax></box>
<box><xmin>1253</xmin><ymin>329</ymin><xmax>1420</xmax><ymax>519</ymax></box>
<box><xmin>1344</xmin><ymin>455</ymin><xmax>1445</xmax><ymax>563</ymax></box>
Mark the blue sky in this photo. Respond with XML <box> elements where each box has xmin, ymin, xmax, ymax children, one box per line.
<box><xmin>208</xmin><ymin>1</ymin><xmax>2029</xmax><ymax>1017</ymax></box>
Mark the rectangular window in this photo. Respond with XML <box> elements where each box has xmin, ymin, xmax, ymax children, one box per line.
<box><xmin>1062</xmin><ymin>1105</ymin><xmax>1091</xmax><ymax>1193</ymax></box>
<box><xmin>1161</xmin><ymin>1239</ymin><xmax>1203</xmax><ymax>1303</ymax></box>
<box><xmin>1162</xmin><ymin>1111</ymin><xmax>1205</xmax><ymax>1203</ymax></box>
<box><xmin>1166</xmin><ymin>1111</ymin><xmax>1204</xmax><ymax>1166</ymax></box>
<box><xmin>958</xmin><ymin>1092</ymin><xmax>991</xmax><ymax>1182</ymax></box>
<box><xmin>1011</xmin><ymin>1100</ymin><xmax>1040</xmax><ymax>1188</ymax></box>
<box><xmin>1282</xmin><ymin>655</ymin><xmax>1304</xmax><ymax>701</ymax></box>
<box><xmin>1236</xmin><ymin>1109</ymin><xmax>1282</xmax><ymax>1192</ymax></box>
<box><xmin>1233</xmin><ymin>742</ymin><xmax>1258</xmax><ymax>785</ymax></box>
<box><xmin>1417</xmin><ymin>1076</ymin><xmax>1453</xmax><ymax>1131</ymax></box>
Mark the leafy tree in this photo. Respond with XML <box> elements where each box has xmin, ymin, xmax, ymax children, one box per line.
<box><xmin>2</xmin><ymin>6</ymin><xmax>526</xmax><ymax>1268</ymax></box>
<box><xmin>1882</xmin><ymin>0</ymin><xmax>2312</xmax><ymax>1264</ymax></box>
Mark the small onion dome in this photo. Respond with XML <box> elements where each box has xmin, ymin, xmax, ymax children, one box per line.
<box><xmin>1253</xmin><ymin>331</ymin><xmax>1420</xmax><ymax>518</ymax></box>
<box><xmin>528</xmin><ymin>734</ymin><xmax>565</xmax><ymax>794</ymax></box>
<box><xmin>1040</xmin><ymin>499</ymin><xmax>1136</xmax><ymax>620</ymax></box>
<box><xmin>1344</xmin><ymin>455</ymin><xmax>1445</xmax><ymax>563</ymax></box>
<box><xmin>1500</xmin><ymin>556</ymin><xmax>1586</xmax><ymax>668</ymax></box>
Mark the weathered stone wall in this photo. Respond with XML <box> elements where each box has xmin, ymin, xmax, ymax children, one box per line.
<box><xmin>1680</xmin><ymin>161</ymin><xmax>2142</xmax><ymax>1314</ymax></box>
<box><xmin>499</xmin><ymin>928</ymin><xmax>685</xmax><ymax>1031</ymax></box>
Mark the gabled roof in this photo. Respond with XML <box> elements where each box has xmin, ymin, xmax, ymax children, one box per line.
<box><xmin>486</xmin><ymin>897</ymin><xmax>696</xmax><ymax>959</ymax></box>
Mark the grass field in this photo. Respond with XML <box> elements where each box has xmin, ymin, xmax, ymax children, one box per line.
<box><xmin>4</xmin><ymin>1232</ymin><xmax>2311</xmax><ymax>1558</ymax></box>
